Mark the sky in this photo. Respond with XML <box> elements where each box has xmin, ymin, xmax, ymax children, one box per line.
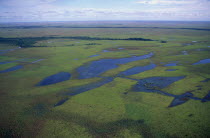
<box><xmin>0</xmin><ymin>0</ymin><xmax>210</xmax><ymax>22</ymax></box>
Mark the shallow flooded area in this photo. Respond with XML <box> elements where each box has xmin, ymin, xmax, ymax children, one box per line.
<box><xmin>132</xmin><ymin>76</ymin><xmax>185</xmax><ymax>93</ymax></box>
<box><xmin>36</xmin><ymin>72</ymin><xmax>71</xmax><ymax>86</ymax></box>
<box><xmin>0</xmin><ymin>65</ymin><xmax>23</xmax><ymax>73</ymax></box>
<box><xmin>181</xmin><ymin>50</ymin><xmax>188</xmax><ymax>55</ymax></box>
<box><xmin>0</xmin><ymin>47</ymin><xmax>21</xmax><ymax>55</ymax></box>
<box><xmin>77</xmin><ymin>52</ymin><xmax>153</xmax><ymax>79</ymax></box>
<box><xmin>193</xmin><ymin>59</ymin><xmax>210</xmax><ymax>65</ymax></box>
<box><xmin>118</xmin><ymin>63</ymin><xmax>156</xmax><ymax>76</ymax></box>
<box><xmin>202</xmin><ymin>91</ymin><xmax>210</xmax><ymax>102</ymax></box>
<box><xmin>65</xmin><ymin>77</ymin><xmax>114</xmax><ymax>96</ymax></box>
<box><xmin>168</xmin><ymin>92</ymin><xmax>193</xmax><ymax>107</ymax></box>
<box><xmin>89</xmin><ymin>54</ymin><xmax>100</xmax><ymax>58</ymax></box>
<box><xmin>164</xmin><ymin>61</ymin><xmax>179</xmax><ymax>66</ymax></box>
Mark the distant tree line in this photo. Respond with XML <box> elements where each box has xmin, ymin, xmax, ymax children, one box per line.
<box><xmin>0</xmin><ymin>36</ymin><xmax>165</xmax><ymax>48</ymax></box>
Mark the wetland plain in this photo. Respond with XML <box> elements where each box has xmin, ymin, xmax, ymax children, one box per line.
<box><xmin>0</xmin><ymin>21</ymin><xmax>210</xmax><ymax>137</ymax></box>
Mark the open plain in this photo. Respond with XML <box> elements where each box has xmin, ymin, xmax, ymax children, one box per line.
<box><xmin>0</xmin><ymin>21</ymin><xmax>210</xmax><ymax>137</ymax></box>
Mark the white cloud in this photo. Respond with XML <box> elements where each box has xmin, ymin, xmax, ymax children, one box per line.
<box><xmin>1</xmin><ymin>6</ymin><xmax>209</xmax><ymax>22</ymax></box>
<box><xmin>0</xmin><ymin>0</ymin><xmax>210</xmax><ymax>21</ymax></box>
<box><xmin>136</xmin><ymin>0</ymin><xmax>210</xmax><ymax>5</ymax></box>
<box><xmin>0</xmin><ymin>0</ymin><xmax>57</xmax><ymax>7</ymax></box>
<box><xmin>134</xmin><ymin>0</ymin><xmax>210</xmax><ymax>20</ymax></box>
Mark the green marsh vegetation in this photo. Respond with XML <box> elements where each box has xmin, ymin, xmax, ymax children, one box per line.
<box><xmin>0</xmin><ymin>21</ymin><xmax>210</xmax><ymax>137</ymax></box>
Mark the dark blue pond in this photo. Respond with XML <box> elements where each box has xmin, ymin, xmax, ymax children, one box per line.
<box><xmin>102</xmin><ymin>50</ymin><xmax>111</xmax><ymax>52</ymax></box>
<box><xmin>0</xmin><ymin>65</ymin><xmax>23</xmax><ymax>73</ymax></box>
<box><xmin>202</xmin><ymin>91</ymin><xmax>210</xmax><ymax>102</ymax></box>
<box><xmin>36</xmin><ymin>72</ymin><xmax>71</xmax><ymax>86</ymax></box>
<box><xmin>53</xmin><ymin>77</ymin><xmax>114</xmax><ymax>106</ymax></box>
<box><xmin>0</xmin><ymin>61</ymin><xmax>14</xmax><ymax>65</ymax></box>
<box><xmin>0</xmin><ymin>59</ymin><xmax>29</xmax><ymax>65</ymax></box>
<box><xmin>54</xmin><ymin>98</ymin><xmax>69</xmax><ymax>107</ymax></box>
<box><xmin>0</xmin><ymin>47</ymin><xmax>21</xmax><ymax>55</ymax></box>
<box><xmin>168</xmin><ymin>92</ymin><xmax>193</xmax><ymax>107</ymax></box>
<box><xmin>132</xmin><ymin>76</ymin><xmax>185</xmax><ymax>93</ymax></box>
<box><xmin>192</xmin><ymin>59</ymin><xmax>210</xmax><ymax>65</ymax></box>
<box><xmin>31</xmin><ymin>59</ymin><xmax>44</xmax><ymax>63</ymax></box>
<box><xmin>66</xmin><ymin>77</ymin><xmax>113</xmax><ymax>96</ymax></box>
<box><xmin>129</xmin><ymin>75</ymin><xmax>209</xmax><ymax>107</ymax></box>
<box><xmin>77</xmin><ymin>52</ymin><xmax>154</xmax><ymax>79</ymax></box>
<box><xmin>165</xmin><ymin>69</ymin><xmax>177</xmax><ymax>71</ymax></box>
<box><xmin>118</xmin><ymin>63</ymin><xmax>156</xmax><ymax>76</ymax></box>
<box><xmin>201</xmin><ymin>78</ymin><xmax>210</xmax><ymax>82</ymax></box>
<box><xmin>89</xmin><ymin>54</ymin><xmax>100</xmax><ymax>58</ymax></box>
<box><xmin>195</xmin><ymin>48</ymin><xmax>206</xmax><ymax>51</ymax></box>
<box><xmin>182</xmin><ymin>43</ymin><xmax>192</xmax><ymax>46</ymax></box>
<box><xmin>181</xmin><ymin>51</ymin><xmax>188</xmax><ymax>55</ymax></box>
<box><xmin>164</xmin><ymin>62</ymin><xmax>178</xmax><ymax>66</ymax></box>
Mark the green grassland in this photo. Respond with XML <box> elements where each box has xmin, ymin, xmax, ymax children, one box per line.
<box><xmin>0</xmin><ymin>21</ymin><xmax>210</xmax><ymax>138</ymax></box>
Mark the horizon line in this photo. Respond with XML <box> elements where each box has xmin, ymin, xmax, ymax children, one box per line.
<box><xmin>1</xmin><ymin>20</ymin><xmax>210</xmax><ymax>24</ymax></box>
